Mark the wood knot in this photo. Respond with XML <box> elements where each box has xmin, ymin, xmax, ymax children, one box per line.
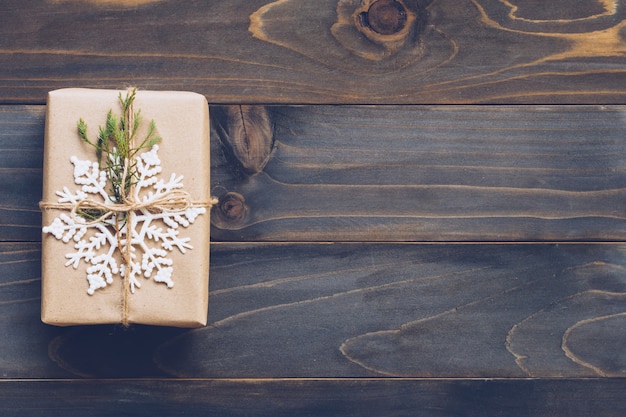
<box><xmin>362</xmin><ymin>0</ymin><xmax>408</xmax><ymax>35</ymax></box>
<box><xmin>217</xmin><ymin>192</ymin><xmax>247</xmax><ymax>222</ymax></box>
<box><xmin>251</xmin><ymin>0</ymin><xmax>443</xmax><ymax>75</ymax></box>
<box><xmin>216</xmin><ymin>192</ymin><xmax>247</xmax><ymax>223</ymax></box>
<box><xmin>212</xmin><ymin>105</ymin><xmax>274</xmax><ymax>175</ymax></box>
<box><xmin>331</xmin><ymin>0</ymin><xmax>422</xmax><ymax>62</ymax></box>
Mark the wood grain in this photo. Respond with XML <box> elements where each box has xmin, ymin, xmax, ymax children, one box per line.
<box><xmin>2</xmin><ymin>242</ymin><xmax>625</xmax><ymax>379</ymax></box>
<box><xmin>165</xmin><ymin>243</ymin><xmax>626</xmax><ymax>379</ymax></box>
<box><xmin>1</xmin><ymin>241</ymin><xmax>624</xmax><ymax>416</ymax></box>
<box><xmin>0</xmin><ymin>243</ymin><xmax>72</xmax><ymax>377</ymax></box>
<box><xmin>0</xmin><ymin>378</ymin><xmax>625</xmax><ymax>417</ymax></box>
<box><xmin>1</xmin><ymin>0</ymin><xmax>625</xmax><ymax>104</ymax></box>
<box><xmin>212</xmin><ymin>105</ymin><xmax>275</xmax><ymax>174</ymax></box>
<box><xmin>5</xmin><ymin>104</ymin><xmax>626</xmax><ymax>242</ymax></box>
<box><xmin>2</xmin><ymin>1</ymin><xmax>625</xmax><ymax>414</ymax></box>
<box><xmin>212</xmin><ymin>105</ymin><xmax>626</xmax><ymax>241</ymax></box>
<box><xmin>0</xmin><ymin>106</ymin><xmax>43</xmax><ymax>242</ymax></box>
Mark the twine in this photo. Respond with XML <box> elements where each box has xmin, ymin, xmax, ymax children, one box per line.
<box><xmin>39</xmin><ymin>189</ymin><xmax>211</xmax><ymax>226</ymax></box>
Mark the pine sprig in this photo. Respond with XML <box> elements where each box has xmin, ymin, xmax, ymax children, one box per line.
<box><xmin>77</xmin><ymin>89</ymin><xmax>161</xmax><ymax>208</ymax></box>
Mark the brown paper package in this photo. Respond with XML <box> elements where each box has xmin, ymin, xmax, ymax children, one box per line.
<box><xmin>41</xmin><ymin>88</ymin><xmax>210</xmax><ymax>327</ymax></box>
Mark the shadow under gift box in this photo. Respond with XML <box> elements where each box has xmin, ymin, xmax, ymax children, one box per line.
<box><xmin>40</xmin><ymin>88</ymin><xmax>211</xmax><ymax>327</ymax></box>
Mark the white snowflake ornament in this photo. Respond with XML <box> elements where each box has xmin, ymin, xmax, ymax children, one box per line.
<box><xmin>42</xmin><ymin>144</ymin><xmax>205</xmax><ymax>296</ymax></box>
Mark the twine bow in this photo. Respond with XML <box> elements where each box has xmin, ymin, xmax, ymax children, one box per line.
<box><xmin>70</xmin><ymin>188</ymin><xmax>198</xmax><ymax>225</ymax></box>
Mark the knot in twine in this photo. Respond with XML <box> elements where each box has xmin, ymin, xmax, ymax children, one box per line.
<box><xmin>68</xmin><ymin>188</ymin><xmax>202</xmax><ymax>225</ymax></box>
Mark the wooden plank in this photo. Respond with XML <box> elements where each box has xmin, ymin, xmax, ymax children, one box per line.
<box><xmin>215</xmin><ymin>105</ymin><xmax>626</xmax><ymax>241</ymax></box>
<box><xmin>1</xmin><ymin>0</ymin><xmax>625</xmax><ymax>104</ymax></box>
<box><xmin>2</xmin><ymin>242</ymin><xmax>625</xmax><ymax>379</ymax></box>
<box><xmin>0</xmin><ymin>106</ymin><xmax>43</xmax><ymax>242</ymax></box>
<box><xmin>0</xmin><ymin>243</ymin><xmax>74</xmax><ymax>378</ymax></box>
<box><xmin>1</xmin><ymin>378</ymin><xmax>625</xmax><ymax>417</ymax></box>
<box><xmin>4</xmin><ymin>105</ymin><xmax>626</xmax><ymax>242</ymax></box>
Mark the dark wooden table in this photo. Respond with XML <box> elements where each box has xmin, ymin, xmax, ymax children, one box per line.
<box><xmin>1</xmin><ymin>1</ymin><xmax>625</xmax><ymax>415</ymax></box>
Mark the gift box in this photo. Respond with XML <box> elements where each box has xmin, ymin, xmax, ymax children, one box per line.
<box><xmin>40</xmin><ymin>88</ymin><xmax>212</xmax><ymax>327</ymax></box>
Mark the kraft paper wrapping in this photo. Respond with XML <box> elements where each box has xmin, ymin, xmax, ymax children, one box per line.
<box><xmin>41</xmin><ymin>88</ymin><xmax>211</xmax><ymax>327</ymax></box>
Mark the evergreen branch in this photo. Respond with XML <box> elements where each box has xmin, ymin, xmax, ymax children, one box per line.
<box><xmin>75</xmin><ymin>88</ymin><xmax>161</xmax><ymax>215</ymax></box>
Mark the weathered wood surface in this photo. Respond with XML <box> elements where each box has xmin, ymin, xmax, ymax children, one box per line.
<box><xmin>2</xmin><ymin>103</ymin><xmax>625</xmax><ymax>414</ymax></box>
<box><xmin>211</xmin><ymin>104</ymin><xmax>626</xmax><ymax>241</ymax></box>
<box><xmin>2</xmin><ymin>241</ymin><xmax>626</xmax><ymax>416</ymax></box>
<box><xmin>0</xmin><ymin>106</ymin><xmax>43</xmax><ymax>242</ymax></box>
<box><xmin>1</xmin><ymin>379</ymin><xmax>625</xmax><ymax>417</ymax></box>
<box><xmin>2</xmin><ymin>242</ymin><xmax>625</xmax><ymax>379</ymax></box>
<box><xmin>5</xmin><ymin>104</ymin><xmax>626</xmax><ymax>242</ymax></box>
<box><xmin>1</xmin><ymin>0</ymin><xmax>625</xmax><ymax>104</ymax></box>
<box><xmin>2</xmin><ymin>0</ymin><xmax>626</xmax><ymax>410</ymax></box>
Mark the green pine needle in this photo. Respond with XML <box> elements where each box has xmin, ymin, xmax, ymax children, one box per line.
<box><xmin>75</xmin><ymin>88</ymin><xmax>161</xmax><ymax>217</ymax></box>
